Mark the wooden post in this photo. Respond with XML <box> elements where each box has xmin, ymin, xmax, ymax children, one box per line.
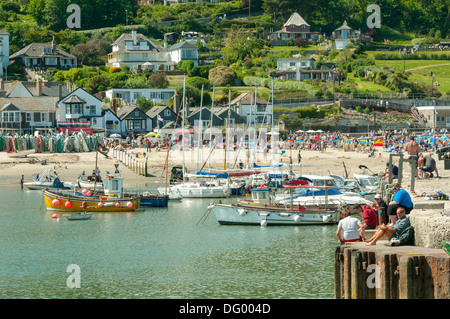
<box><xmin>334</xmin><ymin>247</ymin><xmax>342</xmax><ymax>299</ymax></box>
<box><xmin>343</xmin><ymin>248</ymin><xmax>352</xmax><ymax>299</ymax></box>
<box><xmin>351</xmin><ymin>251</ymin><xmax>363</xmax><ymax>299</ymax></box>
<box><xmin>399</xmin><ymin>256</ymin><xmax>414</xmax><ymax>299</ymax></box>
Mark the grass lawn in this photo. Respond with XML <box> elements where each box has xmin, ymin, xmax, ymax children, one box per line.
<box><xmin>374</xmin><ymin>59</ymin><xmax>450</xmax><ymax>94</ymax></box>
<box><xmin>347</xmin><ymin>73</ymin><xmax>394</xmax><ymax>92</ymax></box>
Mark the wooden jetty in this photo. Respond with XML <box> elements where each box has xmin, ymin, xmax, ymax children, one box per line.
<box><xmin>334</xmin><ymin>242</ymin><xmax>450</xmax><ymax>299</ymax></box>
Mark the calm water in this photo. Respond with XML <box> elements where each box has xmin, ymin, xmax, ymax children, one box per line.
<box><xmin>0</xmin><ymin>185</ymin><xmax>337</xmax><ymax>299</ymax></box>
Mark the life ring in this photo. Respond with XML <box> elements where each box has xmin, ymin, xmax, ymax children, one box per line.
<box><xmin>81</xmin><ymin>201</ymin><xmax>87</xmax><ymax>209</ymax></box>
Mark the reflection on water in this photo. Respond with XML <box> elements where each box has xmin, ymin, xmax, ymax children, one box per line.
<box><xmin>0</xmin><ymin>186</ymin><xmax>336</xmax><ymax>299</ymax></box>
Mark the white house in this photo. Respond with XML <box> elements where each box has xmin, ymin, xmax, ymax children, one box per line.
<box><xmin>57</xmin><ymin>88</ymin><xmax>103</xmax><ymax>133</ymax></box>
<box><xmin>332</xmin><ymin>21</ymin><xmax>362</xmax><ymax>50</ymax></box>
<box><xmin>230</xmin><ymin>92</ymin><xmax>273</xmax><ymax>125</ymax></box>
<box><xmin>167</xmin><ymin>41</ymin><xmax>199</xmax><ymax>66</ymax></box>
<box><xmin>277</xmin><ymin>57</ymin><xmax>336</xmax><ymax>81</ymax></box>
<box><xmin>105</xmin><ymin>88</ymin><xmax>176</xmax><ymax>105</ymax></box>
<box><xmin>0</xmin><ymin>30</ymin><xmax>9</xmax><ymax>78</ymax></box>
<box><xmin>107</xmin><ymin>29</ymin><xmax>199</xmax><ymax>72</ymax></box>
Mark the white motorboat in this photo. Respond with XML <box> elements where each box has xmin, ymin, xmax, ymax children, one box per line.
<box><xmin>275</xmin><ymin>185</ymin><xmax>372</xmax><ymax>207</ymax></box>
<box><xmin>24</xmin><ymin>168</ymin><xmax>76</xmax><ymax>190</ymax></box>
<box><xmin>211</xmin><ymin>186</ymin><xmax>340</xmax><ymax>226</ymax></box>
<box><xmin>77</xmin><ymin>174</ymin><xmax>104</xmax><ymax>190</ymax></box>
<box><xmin>157</xmin><ymin>181</ymin><xmax>230</xmax><ymax>198</ymax></box>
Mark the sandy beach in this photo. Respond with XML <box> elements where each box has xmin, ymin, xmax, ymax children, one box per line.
<box><xmin>1</xmin><ymin>147</ymin><xmax>448</xmax><ymax>199</ymax></box>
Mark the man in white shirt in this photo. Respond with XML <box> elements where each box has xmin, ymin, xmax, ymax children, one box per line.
<box><xmin>336</xmin><ymin>208</ymin><xmax>365</xmax><ymax>243</ymax></box>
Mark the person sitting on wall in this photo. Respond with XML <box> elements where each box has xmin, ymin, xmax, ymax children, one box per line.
<box><xmin>353</xmin><ymin>204</ymin><xmax>377</xmax><ymax>230</ymax></box>
<box><xmin>336</xmin><ymin>207</ymin><xmax>366</xmax><ymax>243</ymax></box>
<box><xmin>365</xmin><ymin>207</ymin><xmax>410</xmax><ymax>246</ymax></box>
<box><xmin>387</xmin><ymin>183</ymin><xmax>413</xmax><ymax>225</ymax></box>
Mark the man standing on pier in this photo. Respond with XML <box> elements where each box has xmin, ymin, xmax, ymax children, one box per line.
<box><xmin>404</xmin><ymin>135</ymin><xmax>420</xmax><ymax>177</ymax></box>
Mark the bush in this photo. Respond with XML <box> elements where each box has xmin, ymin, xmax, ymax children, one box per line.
<box><xmin>186</xmin><ymin>76</ymin><xmax>212</xmax><ymax>91</ymax></box>
<box><xmin>208</xmin><ymin>66</ymin><xmax>236</xmax><ymax>86</ymax></box>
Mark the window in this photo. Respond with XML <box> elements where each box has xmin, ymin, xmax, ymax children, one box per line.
<box><xmin>45</xmin><ymin>57</ymin><xmax>58</xmax><ymax>65</ymax></box>
<box><xmin>2</xmin><ymin>111</ymin><xmax>20</xmax><ymax>122</ymax></box>
<box><xmin>26</xmin><ymin>113</ymin><xmax>32</xmax><ymax>123</ymax></box>
<box><xmin>66</xmin><ymin>103</ymin><xmax>82</xmax><ymax>114</ymax></box>
<box><xmin>164</xmin><ymin>109</ymin><xmax>171</xmax><ymax>117</ymax></box>
<box><xmin>41</xmin><ymin>113</ymin><xmax>49</xmax><ymax>122</ymax></box>
<box><xmin>257</xmin><ymin>105</ymin><xmax>266</xmax><ymax>113</ymax></box>
<box><xmin>134</xmin><ymin>92</ymin><xmax>141</xmax><ymax>100</ymax></box>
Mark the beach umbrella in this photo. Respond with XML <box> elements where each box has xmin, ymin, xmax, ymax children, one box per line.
<box><xmin>295</xmin><ymin>130</ymin><xmax>304</xmax><ymax>133</ymax></box>
<box><xmin>110</xmin><ymin>133</ymin><xmax>121</xmax><ymax>138</ymax></box>
<box><xmin>373</xmin><ymin>139</ymin><xmax>383</xmax><ymax>147</ymax></box>
<box><xmin>144</xmin><ymin>132</ymin><xmax>158</xmax><ymax>137</ymax></box>
<box><xmin>307</xmin><ymin>130</ymin><xmax>316</xmax><ymax>133</ymax></box>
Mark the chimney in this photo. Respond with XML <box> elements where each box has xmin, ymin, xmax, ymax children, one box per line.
<box><xmin>0</xmin><ymin>78</ymin><xmax>4</xmax><ymax>91</ymax></box>
<box><xmin>36</xmin><ymin>78</ymin><xmax>42</xmax><ymax>96</ymax></box>
<box><xmin>132</xmin><ymin>29</ymin><xmax>137</xmax><ymax>46</ymax></box>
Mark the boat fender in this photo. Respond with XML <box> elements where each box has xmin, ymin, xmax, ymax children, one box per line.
<box><xmin>81</xmin><ymin>201</ymin><xmax>87</xmax><ymax>209</ymax></box>
<box><xmin>98</xmin><ymin>202</ymin><xmax>104</xmax><ymax>208</ymax></box>
<box><xmin>115</xmin><ymin>202</ymin><xmax>120</xmax><ymax>207</ymax></box>
<box><xmin>294</xmin><ymin>215</ymin><xmax>301</xmax><ymax>222</ymax></box>
<box><xmin>126</xmin><ymin>201</ymin><xmax>133</xmax><ymax>208</ymax></box>
<box><xmin>52</xmin><ymin>199</ymin><xmax>60</xmax><ymax>207</ymax></box>
<box><xmin>65</xmin><ymin>201</ymin><xmax>72</xmax><ymax>208</ymax></box>
<box><xmin>238</xmin><ymin>209</ymin><xmax>247</xmax><ymax>216</ymax></box>
<box><xmin>322</xmin><ymin>215</ymin><xmax>331</xmax><ymax>223</ymax></box>
<box><xmin>260</xmin><ymin>219</ymin><xmax>268</xmax><ymax>227</ymax></box>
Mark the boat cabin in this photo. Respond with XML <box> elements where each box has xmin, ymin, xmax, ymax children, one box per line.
<box><xmin>103</xmin><ymin>174</ymin><xmax>124</xmax><ymax>198</ymax></box>
<box><xmin>250</xmin><ymin>187</ymin><xmax>272</xmax><ymax>204</ymax></box>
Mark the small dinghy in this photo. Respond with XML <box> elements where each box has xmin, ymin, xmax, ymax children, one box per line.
<box><xmin>64</xmin><ymin>212</ymin><xmax>93</xmax><ymax>220</ymax></box>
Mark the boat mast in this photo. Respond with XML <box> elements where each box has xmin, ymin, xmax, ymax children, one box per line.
<box><xmin>209</xmin><ymin>86</ymin><xmax>215</xmax><ymax>169</ymax></box>
<box><xmin>197</xmin><ymin>85</ymin><xmax>203</xmax><ymax>172</ymax></box>
<box><xmin>182</xmin><ymin>75</ymin><xmax>186</xmax><ymax>182</ymax></box>
<box><xmin>271</xmin><ymin>77</ymin><xmax>275</xmax><ymax>165</ymax></box>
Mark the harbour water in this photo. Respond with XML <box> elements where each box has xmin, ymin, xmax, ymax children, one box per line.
<box><xmin>0</xmin><ymin>185</ymin><xmax>337</xmax><ymax>299</ymax></box>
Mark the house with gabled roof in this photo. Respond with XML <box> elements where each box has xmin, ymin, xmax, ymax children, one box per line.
<box><xmin>0</xmin><ymin>79</ymin><xmax>70</xmax><ymax>99</ymax></box>
<box><xmin>107</xmin><ymin>29</ymin><xmax>199</xmax><ymax>72</ymax></box>
<box><xmin>187</xmin><ymin>107</ymin><xmax>223</xmax><ymax>128</ymax></box>
<box><xmin>102</xmin><ymin>108</ymin><xmax>121</xmax><ymax>135</ymax></box>
<box><xmin>0</xmin><ymin>97</ymin><xmax>57</xmax><ymax>134</ymax></box>
<box><xmin>271</xmin><ymin>12</ymin><xmax>320</xmax><ymax>42</ymax></box>
<box><xmin>332</xmin><ymin>21</ymin><xmax>363</xmax><ymax>50</ymax></box>
<box><xmin>230</xmin><ymin>92</ymin><xmax>273</xmax><ymax>125</ymax></box>
<box><xmin>9</xmin><ymin>38</ymin><xmax>77</xmax><ymax>70</ymax></box>
<box><xmin>57</xmin><ymin>87</ymin><xmax>102</xmax><ymax>134</ymax></box>
<box><xmin>146</xmin><ymin>105</ymin><xmax>180</xmax><ymax>130</ymax></box>
<box><xmin>116</xmin><ymin>105</ymin><xmax>152</xmax><ymax>135</ymax></box>
<box><xmin>167</xmin><ymin>41</ymin><xmax>199</xmax><ymax>66</ymax></box>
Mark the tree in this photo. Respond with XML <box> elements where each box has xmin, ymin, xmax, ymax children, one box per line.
<box><xmin>148</xmin><ymin>73</ymin><xmax>169</xmax><ymax>89</ymax></box>
<box><xmin>208</xmin><ymin>66</ymin><xmax>236</xmax><ymax>87</ymax></box>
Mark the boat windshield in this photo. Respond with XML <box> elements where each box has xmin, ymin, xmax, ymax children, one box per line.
<box><xmin>358</xmin><ymin>177</ymin><xmax>377</xmax><ymax>187</ymax></box>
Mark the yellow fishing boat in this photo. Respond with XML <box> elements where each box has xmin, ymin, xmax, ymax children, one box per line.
<box><xmin>42</xmin><ymin>173</ymin><xmax>140</xmax><ymax>212</ymax></box>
